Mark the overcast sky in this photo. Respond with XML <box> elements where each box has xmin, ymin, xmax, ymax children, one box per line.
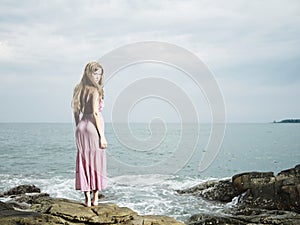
<box><xmin>0</xmin><ymin>0</ymin><xmax>299</xmax><ymax>123</ymax></box>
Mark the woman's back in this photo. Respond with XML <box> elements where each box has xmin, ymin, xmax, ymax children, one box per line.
<box><xmin>80</xmin><ymin>86</ymin><xmax>99</xmax><ymax>115</ymax></box>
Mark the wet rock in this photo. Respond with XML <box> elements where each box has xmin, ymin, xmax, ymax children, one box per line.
<box><xmin>0</xmin><ymin>200</ymin><xmax>42</xmax><ymax>225</ymax></box>
<box><xmin>232</xmin><ymin>171</ymin><xmax>275</xmax><ymax>194</ymax></box>
<box><xmin>0</xmin><ymin>187</ymin><xmax>184</xmax><ymax>225</ymax></box>
<box><xmin>232</xmin><ymin>164</ymin><xmax>300</xmax><ymax>212</ymax></box>
<box><xmin>187</xmin><ymin>209</ymin><xmax>300</xmax><ymax>225</ymax></box>
<box><xmin>178</xmin><ymin>164</ymin><xmax>300</xmax><ymax>213</ymax></box>
<box><xmin>0</xmin><ymin>201</ymin><xmax>13</xmax><ymax>210</ymax></box>
<box><xmin>188</xmin><ymin>213</ymin><xmax>247</xmax><ymax>225</ymax></box>
<box><xmin>179</xmin><ymin>165</ymin><xmax>300</xmax><ymax>224</ymax></box>
<box><xmin>2</xmin><ymin>184</ymin><xmax>40</xmax><ymax>195</ymax></box>
<box><xmin>3</xmin><ymin>192</ymin><xmax>51</xmax><ymax>211</ymax></box>
<box><xmin>176</xmin><ymin>179</ymin><xmax>239</xmax><ymax>202</ymax></box>
<box><xmin>133</xmin><ymin>215</ymin><xmax>186</xmax><ymax>225</ymax></box>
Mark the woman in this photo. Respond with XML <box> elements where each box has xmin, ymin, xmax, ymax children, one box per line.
<box><xmin>72</xmin><ymin>61</ymin><xmax>108</xmax><ymax>207</ymax></box>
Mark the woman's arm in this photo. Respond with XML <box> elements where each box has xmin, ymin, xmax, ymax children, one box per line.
<box><xmin>92</xmin><ymin>90</ymin><xmax>107</xmax><ymax>149</ymax></box>
<box><xmin>74</xmin><ymin>112</ymin><xmax>80</xmax><ymax>126</ymax></box>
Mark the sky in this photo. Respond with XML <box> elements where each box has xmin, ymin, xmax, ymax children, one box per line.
<box><xmin>0</xmin><ymin>0</ymin><xmax>299</xmax><ymax>123</ymax></box>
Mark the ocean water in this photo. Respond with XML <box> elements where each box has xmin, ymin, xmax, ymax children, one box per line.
<box><xmin>0</xmin><ymin>122</ymin><xmax>299</xmax><ymax>222</ymax></box>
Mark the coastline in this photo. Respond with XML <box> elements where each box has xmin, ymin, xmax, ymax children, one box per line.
<box><xmin>1</xmin><ymin>164</ymin><xmax>299</xmax><ymax>224</ymax></box>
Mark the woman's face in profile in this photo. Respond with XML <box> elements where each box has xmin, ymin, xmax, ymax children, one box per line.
<box><xmin>92</xmin><ymin>69</ymin><xmax>103</xmax><ymax>83</ymax></box>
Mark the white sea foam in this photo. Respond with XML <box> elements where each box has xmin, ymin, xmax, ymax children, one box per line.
<box><xmin>109</xmin><ymin>173</ymin><xmax>171</xmax><ymax>186</ymax></box>
<box><xmin>102</xmin><ymin>174</ymin><xmax>228</xmax><ymax>221</ymax></box>
<box><xmin>0</xmin><ymin>172</ymin><xmax>232</xmax><ymax>222</ymax></box>
<box><xmin>0</xmin><ymin>196</ymin><xmax>13</xmax><ymax>203</ymax></box>
<box><xmin>0</xmin><ymin>174</ymin><xmax>79</xmax><ymax>201</ymax></box>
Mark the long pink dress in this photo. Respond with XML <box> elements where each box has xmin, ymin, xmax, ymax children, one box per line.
<box><xmin>75</xmin><ymin>92</ymin><xmax>107</xmax><ymax>191</ymax></box>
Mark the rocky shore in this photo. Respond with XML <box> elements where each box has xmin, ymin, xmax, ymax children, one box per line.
<box><xmin>177</xmin><ymin>164</ymin><xmax>300</xmax><ymax>225</ymax></box>
<box><xmin>0</xmin><ymin>185</ymin><xmax>184</xmax><ymax>225</ymax></box>
<box><xmin>1</xmin><ymin>164</ymin><xmax>299</xmax><ymax>225</ymax></box>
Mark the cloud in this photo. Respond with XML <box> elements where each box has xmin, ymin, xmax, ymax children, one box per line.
<box><xmin>0</xmin><ymin>0</ymin><xmax>299</xmax><ymax>122</ymax></box>
<box><xmin>1</xmin><ymin>0</ymin><xmax>299</xmax><ymax>66</ymax></box>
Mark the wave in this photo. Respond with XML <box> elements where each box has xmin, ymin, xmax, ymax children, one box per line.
<box><xmin>0</xmin><ymin>173</ymin><xmax>229</xmax><ymax>222</ymax></box>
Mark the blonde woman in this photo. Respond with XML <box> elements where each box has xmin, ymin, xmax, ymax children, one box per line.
<box><xmin>72</xmin><ymin>62</ymin><xmax>107</xmax><ymax>207</ymax></box>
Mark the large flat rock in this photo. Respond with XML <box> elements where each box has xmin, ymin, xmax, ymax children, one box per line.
<box><xmin>0</xmin><ymin>194</ymin><xmax>184</xmax><ymax>225</ymax></box>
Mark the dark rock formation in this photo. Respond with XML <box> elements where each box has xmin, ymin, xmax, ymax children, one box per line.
<box><xmin>176</xmin><ymin>179</ymin><xmax>239</xmax><ymax>202</ymax></box>
<box><xmin>177</xmin><ymin>164</ymin><xmax>300</xmax><ymax>225</ymax></box>
<box><xmin>188</xmin><ymin>209</ymin><xmax>300</xmax><ymax>225</ymax></box>
<box><xmin>0</xmin><ymin>184</ymin><xmax>40</xmax><ymax>196</ymax></box>
<box><xmin>232</xmin><ymin>164</ymin><xmax>300</xmax><ymax>212</ymax></box>
<box><xmin>0</xmin><ymin>185</ymin><xmax>184</xmax><ymax>225</ymax></box>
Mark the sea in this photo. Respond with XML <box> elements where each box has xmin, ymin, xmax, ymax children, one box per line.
<box><xmin>0</xmin><ymin>122</ymin><xmax>299</xmax><ymax>222</ymax></box>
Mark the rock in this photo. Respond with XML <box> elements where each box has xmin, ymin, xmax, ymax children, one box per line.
<box><xmin>176</xmin><ymin>179</ymin><xmax>239</xmax><ymax>202</ymax></box>
<box><xmin>232</xmin><ymin>171</ymin><xmax>275</xmax><ymax>194</ymax></box>
<box><xmin>10</xmin><ymin>192</ymin><xmax>50</xmax><ymax>203</ymax></box>
<box><xmin>0</xmin><ymin>201</ymin><xmax>13</xmax><ymax>210</ymax></box>
<box><xmin>188</xmin><ymin>213</ymin><xmax>247</xmax><ymax>225</ymax></box>
<box><xmin>184</xmin><ymin>164</ymin><xmax>300</xmax><ymax>225</ymax></box>
<box><xmin>44</xmin><ymin>199</ymin><xmax>184</xmax><ymax>224</ymax></box>
<box><xmin>0</xmin><ymin>200</ymin><xmax>42</xmax><ymax>225</ymax></box>
<box><xmin>133</xmin><ymin>215</ymin><xmax>185</xmax><ymax>225</ymax></box>
<box><xmin>47</xmin><ymin>199</ymin><xmax>137</xmax><ymax>224</ymax></box>
<box><xmin>232</xmin><ymin>164</ymin><xmax>300</xmax><ymax>213</ymax></box>
<box><xmin>2</xmin><ymin>184</ymin><xmax>40</xmax><ymax>195</ymax></box>
<box><xmin>0</xmin><ymin>186</ymin><xmax>184</xmax><ymax>225</ymax></box>
<box><xmin>4</xmin><ymin>192</ymin><xmax>51</xmax><ymax>211</ymax></box>
<box><xmin>187</xmin><ymin>209</ymin><xmax>300</xmax><ymax>225</ymax></box>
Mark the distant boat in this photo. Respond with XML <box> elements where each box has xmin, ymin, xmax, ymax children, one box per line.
<box><xmin>273</xmin><ymin>119</ymin><xmax>300</xmax><ymax>123</ymax></box>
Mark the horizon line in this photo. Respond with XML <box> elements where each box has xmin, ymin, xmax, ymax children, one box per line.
<box><xmin>0</xmin><ymin>121</ymin><xmax>287</xmax><ymax>124</ymax></box>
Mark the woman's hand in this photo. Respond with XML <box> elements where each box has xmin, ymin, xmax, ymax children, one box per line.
<box><xmin>100</xmin><ymin>136</ymin><xmax>107</xmax><ymax>149</ymax></box>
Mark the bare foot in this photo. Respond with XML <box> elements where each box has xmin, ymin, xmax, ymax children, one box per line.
<box><xmin>84</xmin><ymin>191</ymin><xmax>91</xmax><ymax>207</ymax></box>
<box><xmin>92</xmin><ymin>201</ymin><xmax>98</xmax><ymax>206</ymax></box>
<box><xmin>92</xmin><ymin>190</ymin><xmax>99</xmax><ymax>206</ymax></box>
<box><xmin>85</xmin><ymin>198</ymin><xmax>91</xmax><ymax>207</ymax></box>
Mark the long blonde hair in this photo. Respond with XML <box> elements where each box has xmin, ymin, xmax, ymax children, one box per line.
<box><xmin>72</xmin><ymin>62</ymin><xmax>104</xmax><ymax>113</ymax></box>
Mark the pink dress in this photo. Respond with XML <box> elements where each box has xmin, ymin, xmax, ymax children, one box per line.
<box><xmin>75</xmin><ymin>92</ymin><xmax>107</xmax><ymax>191</ymax></box>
